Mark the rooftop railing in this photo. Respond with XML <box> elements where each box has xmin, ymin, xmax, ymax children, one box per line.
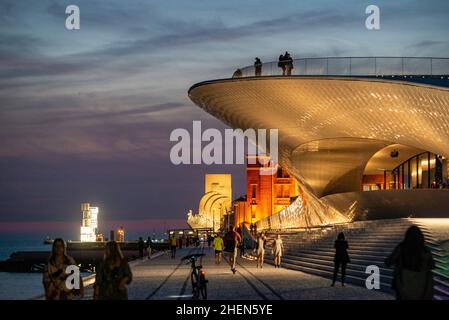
<box><xmin>237</xmin><ymin>57</ymin><xmax>449</xmax><ymax>78</ymax></box>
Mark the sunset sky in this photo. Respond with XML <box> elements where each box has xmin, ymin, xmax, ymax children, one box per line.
<box><xmin>1</xmin><ymin>0</ymin><xmax>448</xmax><ymax>238</ymax></box>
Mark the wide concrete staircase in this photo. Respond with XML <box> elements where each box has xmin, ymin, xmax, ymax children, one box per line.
<box><xmin>263</xmin><ymin>218</ymin><xmax>449</xmax><ymax>300</ymax></box>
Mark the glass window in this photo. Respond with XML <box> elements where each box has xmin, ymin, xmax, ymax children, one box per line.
<box><xmin>420</xmin><ymin>153</ymin><xmax>429</xmax><ymax>188</ymax></box>
<box><xmin>276</xmin><ymin>185</ymin><xmax>283</xmax><ymax>198</ymax></box>
<box><xmin>418</xmin><ymin>153</ymin><xmax>427</xmax><ymax>188</ymax></box>
<box><xmin>403</xmin><ymin>161</ymin><xmax>409</xmax><ymax>189</ymax></box>
<box><xmin>430</xmin><ymin>154</ymin><xmax>436</xmax><ymax>187</ymax></box>
<box><xmin>410</xmin><ymin>156</ymin><xmax>417</xmax><ymax>188</ymax></box>
<box><xmin>251</xmin><ymin>184</ymin><xmax>257</xmax><ymax>199</ymax></box>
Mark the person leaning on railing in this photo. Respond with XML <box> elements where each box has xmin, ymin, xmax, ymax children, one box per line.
<box><xmin>232</xmin><ymin>68</ymin><xmax>242</xmax><ymax>78</ymax></box>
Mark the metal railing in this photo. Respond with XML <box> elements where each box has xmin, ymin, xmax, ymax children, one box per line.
<box><xmin>237</xmin><ymin>57</ymin><xmax>449</xmax><ymax>78</ymax></box>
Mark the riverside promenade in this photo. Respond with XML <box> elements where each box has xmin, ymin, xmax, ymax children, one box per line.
<box><xmin>82</xmin><ymin>246</ymin><xmax>392</xmax><ymax>300</ymax></box>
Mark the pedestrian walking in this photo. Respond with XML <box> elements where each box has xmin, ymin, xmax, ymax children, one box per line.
<box><xmin>272</xmin><ymin>234</ymin><xmax>284</xmax><ymax>268</ymax></box>
<box><xmin>94</xmin><ymin>241</ymin><xmax>133</xmax><ymax>300</ymax></box>
<box><xmin>170</xmin><ymin>235</ymin><xmax>177</xmax><ymax>259</ymax></box>
<box><xmin>239</xmin><ymin>238</ymin><xmax>246</xmax><ymax>258</ymax></box>
<box><xmin>213</xmin><ymin>233</ymin><xmax>224</xmax><ymax>264</ymax></box>
<box><xmin>146</xmin><ymin>236</ymin><xmax>153</xmax><ymax>259</ymax></box>
<box><xmin>207</xmin><ymin>235</ymin><xmax>212</xmax><ymax>248</ymax></box>
<box><xmin>138</xmin><ymin>237</ymin><xmax>145</xmax><ymax>259</ymax></box>
<box><xmin>256</xmin><ymin>233</ymin><xmax>267</xmax><ymax>268</ymax></box>
<box><xmin>224</xmin><ymin>225</ymin><xmax>242</xmax><ymax>274</ymax></box>
<box><xmin>254</xmin><ymin>57</ymin><xmax>262</xmax><ymax>76</ymax></box>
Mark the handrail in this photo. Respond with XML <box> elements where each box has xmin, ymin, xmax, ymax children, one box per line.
<box><xmin>236</xmin><ymin>57</ymin><xmax>449</xmax><ymax>78</ymax></box>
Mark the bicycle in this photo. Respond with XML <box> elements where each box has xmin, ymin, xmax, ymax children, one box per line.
<box><xmin>181</xmin><ymin>253</ymin><xmax>208</xmax><ymax>299</ymax></box>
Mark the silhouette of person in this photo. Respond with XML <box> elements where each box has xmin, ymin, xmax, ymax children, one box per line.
<box><xmin>385</xmin><ymin>225</ymin><xmax>435</xmax><ymax>300</ymax></box>
<box><xmin>138</xmin><ymin>237</ymin><xmax>145</xmax><ymax>259</ymax></box>
<box><xmin>254</xmin><ymin>57</ymin><xmax>262</xmax><ymax>76</ymax></box>
<box><xmin>233</xmin><ymin>68</ymin><xmax>242</xmax><ymax>78</ymax></box>
<box><xmin>94</xmin><ymin>241</ymin><xmax>132</xmax><ymax>300</ymax></box>
<box><xmin>278</xmin><ymin>54</ymin><xmax>286</xmax><ymax>75</ymax></box>
<box><xmin>170</xmin><ymin>235</ymin><xmax>177</xmax><ymax>259</ymax></box>
<box><xmin>284</xmin><ymin>51</ymin><xmax>294</xmax><ymax>76</ymax></box>
<box><xmin>224</xmin><ymin>225</ymin><xmax>242</xmax><ymax>274</ymax></box>
<box><xmin>146</xmin><ymin>236</ymin><xmax>153</xmax><ymax>259</ymax></box>
<box><xmin>331</xmin><ymin>232</ymin><xmax>350</xmax><ymax>286</ymax></box>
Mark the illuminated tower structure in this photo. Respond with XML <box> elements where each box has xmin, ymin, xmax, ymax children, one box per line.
<box><xmin>187</xmin><ymin>174</ymin><xmax>232</xmax><ymax>232</ymax></box>
<box><xmin>116</xmin><ymin>227</ymin><xmax>125</xmax><ymax>242</ymax></box>
<box><xmin>80</xmin><ymin>203</ymin><xmax>99</xmax><ymax>242</ymax></box>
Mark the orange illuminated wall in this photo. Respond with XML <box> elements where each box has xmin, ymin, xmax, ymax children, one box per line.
<box><xmin>362</xmin><ymin>174</ymin><xmax>391</xmax><ymax>191</ymax></box>
<box><xmin>234</xmin><ymin>156</ymin><xmax>299</xmax><ymax>227</ymax></box>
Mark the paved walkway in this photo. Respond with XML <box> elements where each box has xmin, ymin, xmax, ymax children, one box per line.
<box><xmin>84</xmin><ymin>247</ymin><xmax>393</xmax><ymax>300</ymax></box>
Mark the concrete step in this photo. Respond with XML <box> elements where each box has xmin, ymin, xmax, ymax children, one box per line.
<box><xmin>282</xmin><ymin>252</ymin><xmax>389</xmax><ymax>268</ymax></box>
<box><xmin>265</xmin><ymin>258</ymin><xmax>394</xmax><ymax>293</ymax></box>
<box><xmin>279</xmin><ymin>255</ymin><xmax>394</xmax><ymax>276</ymax></box>
<box><xmin>275</xmin><ymin>256</ymin><xmax>394</xmax><ymax>282</ymax></box>
<box><xmin>434</xmin><ymin>285</ymin><xmax>449</xmax><ymax>297</ymax></box>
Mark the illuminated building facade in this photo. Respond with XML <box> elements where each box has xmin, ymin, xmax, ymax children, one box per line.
<box><xmin>80</xmin><ymin>203</ymin><xmax>99</xmax><ymax>242</ymax></box>
<box><xmin>234</xmin><ymin>156</ymin><xmax>299</xmax><ymax>227</ymax></box>
<box><xmin>189</xmin><ymin>57</ymin><xmax>449</xmax><ymax>230</ymax></box>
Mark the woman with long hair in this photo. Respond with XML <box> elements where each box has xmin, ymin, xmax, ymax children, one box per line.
<box><xmin>385</xmin><ymin>225</ymin><xmax>435</xmax><ymax>300</ymax></box>
<box><xmin>256</xmin><ymin>232</ymin><xmax>267</xmax><ymax>268</ymax></box>
<box><xmin>94</xmin><ymin>241</ymin><xmax>133</xmax><ymax>300</ymax></box>
<box><xmin>42</xmin><ymin>238</ymin><xmax>84</xmax><ymax>300</ymax></box>
<box><xmin>272</xmin><ymin>234</ymin><xmax>284</xmax><ymax>268</ymax></box>
<box><xmin>331</xmin><ymin>232</ymin><xmax>350</xmax><ymax>287</ymax></box>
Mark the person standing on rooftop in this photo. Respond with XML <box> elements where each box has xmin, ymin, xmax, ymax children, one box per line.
<box><xmin>284</xmin><ymin>51</ymin><xmax>294</xmax><ymax>76</ymax></box>
<box><xmin>254</xmin><ymin>57</ymin><xmax>262</xmax><ymax>76</ymax></box>
<box><xmin>213</xmin><ymin>233</ymin><xmax>224</xmax><ymax>265</ymax></box>
<box><xmin>278</xmin><ymin>54</ymin><xmax>286</xmax><ymax>75</ymax></box>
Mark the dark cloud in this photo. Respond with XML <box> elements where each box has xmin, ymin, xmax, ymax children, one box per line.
<box><xmin>1</xmin><ymin>0</ymin><xmax>449</xmax><ymax>235</ymax></box>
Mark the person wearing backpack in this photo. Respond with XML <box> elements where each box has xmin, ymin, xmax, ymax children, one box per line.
<box><xmin>385</xmin><ymin>225</ymin><xmax>435</xmax><ymax>300</ymax></box>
